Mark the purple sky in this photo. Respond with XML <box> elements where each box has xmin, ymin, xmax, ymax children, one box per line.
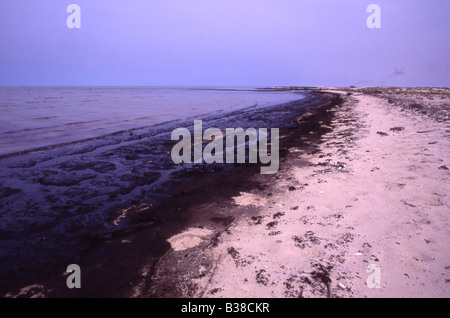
<box><xmin>0</xmin><ymin>0</ymin><xmax>449</xmax><ymax>87</ymax></box>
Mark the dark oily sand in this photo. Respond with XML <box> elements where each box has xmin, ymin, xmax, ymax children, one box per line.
<box><xmin>144</xmin><ymin>93</ymin><xmax>343</xmax><ymax>298</ymax></box>
<box><xmin>0</xmin><ymin>91</ymin><xmax>340</xmax><ymax>297</ymax></box>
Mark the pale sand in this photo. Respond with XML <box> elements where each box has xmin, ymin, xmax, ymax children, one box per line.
<box><xmin>168</xmin><ymin>228</ymin><xmax>215</xmax><ymax>252</ymax></box>
<box><xmin>169</xmin><ymin>89</ymin><xmax>450</xmax><ymax>298</ymax></box>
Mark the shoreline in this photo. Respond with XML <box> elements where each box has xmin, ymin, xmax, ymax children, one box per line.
<box><xmin>2</xmin><ymin>87</ymin><xmax>449</xmax><ymax>298</ymax></box>
<box><xmin>144</xmin><ymin>93</ymin><xmax>343</xmax><ymax>298</ymax></box>
<box><xmin>0</xmin><ymin>90</ymin><xmax>333</xmax><ymax>297</ymax></box>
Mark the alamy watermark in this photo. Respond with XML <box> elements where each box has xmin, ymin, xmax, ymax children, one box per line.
<box><xmin>66</xmin><ymin>264</ymin><xmax>81</xmax><ymax>289</ymax></box>
<box><xmin>66</xmin><ymin>4</ymin><xmax>381</xmax><ymax>30</ymax></box>
<box><xmin>170</xmin><ymin>120</ymin><xmax>280</xmax><ymax>174</ymax></box>
<box><xmin>367</xmin><ymin>4</ymin><xmax>381</xmax><ymax>29</ymax></box>
<box><xmin>66</xmin><ymin>4</ymin><xmax>81</xmax><ymax>29</ymax></box>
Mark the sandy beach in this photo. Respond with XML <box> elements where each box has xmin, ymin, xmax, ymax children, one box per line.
<box><xmin>2</xmin><ymin>87</ymin><xmax>449</xmax><ymax>298</ymax></box>
<box><xmin>2</xmin><ymin>0</ymin><xmax>449</xmax><ymax>302</ymax></box>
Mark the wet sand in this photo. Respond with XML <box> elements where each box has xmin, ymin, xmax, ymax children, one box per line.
<box><xmin>2</xmin><ymin>88</ymin><xmax>449</xmax><ymax>298</ymax></box>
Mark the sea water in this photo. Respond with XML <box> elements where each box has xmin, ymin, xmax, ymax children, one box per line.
<box><xmin>0</xmin><ymin>87</ymin><xmax>304</xmax><ymax>156</ymax></box>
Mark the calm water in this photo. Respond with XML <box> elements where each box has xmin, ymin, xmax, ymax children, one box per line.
<box><xmin>0</xmin><ymin>87</ymin><xmax>303</xmax><ymax>156</ymax></box>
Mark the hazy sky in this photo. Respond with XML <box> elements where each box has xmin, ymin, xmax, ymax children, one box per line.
<box><xmin>0</xmin><ymin>0</ymin><xmax>449</xmax><ymax>87</ymax></box>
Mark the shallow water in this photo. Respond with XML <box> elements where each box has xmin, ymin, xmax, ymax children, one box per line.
<box><xmin>0</xmin><ymin>87</ymin><xmax>303</xmax><ymax>155</ymax></box>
